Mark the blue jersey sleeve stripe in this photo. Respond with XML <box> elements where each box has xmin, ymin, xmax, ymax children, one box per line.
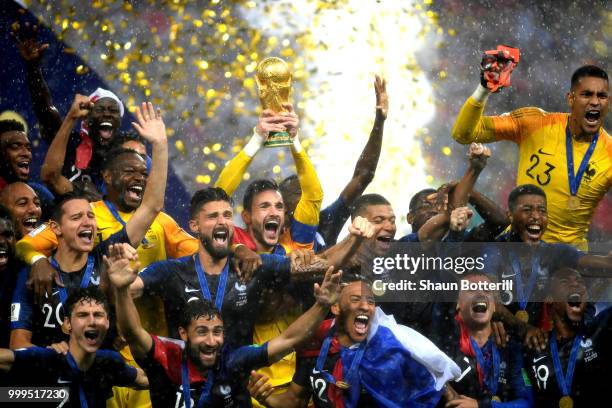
<box><xmin>290</xmin><ymin>218</ymin><xmax>318</xmax><ymax>244</ymax></box>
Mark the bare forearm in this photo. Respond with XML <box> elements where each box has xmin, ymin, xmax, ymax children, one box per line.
<box><xmin>320</xmin><ymin>235</ymin><xmax>363</xmax><ymax>269</ymax></box>
<box><xmin>268</xmin><ymin>303</ymin><xmax>328</xmax><ymax>362</ymax></box>
<box><xmin>451</xmin><ymin>167</ymin><xmax>482</xmax><ymax>209</ymax></box>
<box><xmin>25</xmin><ymin>62</ymin><xmax>62</xmax><ymax>141</ymax></box>
<box><xmin>418</xmin><ymin>212</ymin><xmax>450</xmax><ymax>244</ymax></box>
<box><xmin>578</xmin><ymin>255</ymin><xmax>612</xmax><ymax>276</ymax></box>
<box><xmin>127</xmin><ymin>140</ymin><xmax>168</xmax><ymax>246</ymax></box>
<box><xmin>41</xmin><ymin>115</ymin><xmax>76</xmax><ymax>194</ymax></box>
<box><xmin>341</xmin><ymin>111</ymin><xmax>385</xmax><ymax>204</ymax></box>
<box><xmin>114</xmin><ymin>287</ymin><xmax>152</xmax><ymax>357</ymax></box>
<box><xmin>469</xmin><ymin>190</ymin><xmax>509</xmax><ymax>229</ymax></box>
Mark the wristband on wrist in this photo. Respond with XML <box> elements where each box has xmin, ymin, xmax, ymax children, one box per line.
<box><xmin>243</xmin><ymin>128</ymin><xmax>266</xmax><ymax>157</ymax></box>
<box><xmin>291</xmin><ymin>133</ymin><xmax>302</xmax><ymax>153</ymax></box>
<box><xmin>471</xmin><ymin>84</ymin><xmax>491</xmax><ymax>104</ymax></box>
<box><xmin>31</xmin><ymin>254</ymin><xmax>47</xmax><ymax>265</ymax></box>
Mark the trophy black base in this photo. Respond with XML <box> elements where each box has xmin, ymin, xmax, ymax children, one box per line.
<box><xmin>264</xmin><ymin>131</ymin><xmax>293</xmax><ymax>147</ymax></box>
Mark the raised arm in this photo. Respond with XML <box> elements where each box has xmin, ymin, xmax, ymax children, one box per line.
<box><xmin>449</xmin><ymin>143</ymin><xmax>491</xmax><ymax>209</ymax></box>
<box><xmin>451</xmin><ymin>46</ymin><xmax>520</xmax><ymax>144</ymax></box>
<box><xmin>40</xmin><ymin>94</ymin><xmax>93</xmax><ymax>195</ymax></box>
<box><xmin>105</xmin><ymin>243</ymin><xmax>152</xmax><ymax>358</ymax></box>
<box><xmin>214</xmin><ymin>110</ymin><xmax>284</xmax><ymax>195</ymax></box>
<box><xmin>267</xmin><ymin>266</ymin><xmax>341</xmax><ymax>362</ymax></box>
<box><xmin>285</xmin><ymin>104</ymin><xmax>324</xmax><ymax>229</ymax></box>
<box><xmin>124</xmin><ymin>102</ymin><xmax>168</xmax><ymax>248</ymax></box>
<box><xmin>318</xmin><ymin>216</ymin><xmax>377</xmax><ymax>269</ymax></box>
<box><xmin>11</xmin><ymin>23</ymin><xmax>62</xmax><ymax>142</ymax></box>
<box><xmin>339</xmin><ymin>75</ymin><xmax>387</xmax><ymax>205</ymax></box>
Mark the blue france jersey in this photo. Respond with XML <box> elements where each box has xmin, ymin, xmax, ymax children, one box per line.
<box><xmin>10</xmin><ymin>229</ymin><xmax>128</xmax><ymax>346</ymax></box>
<box><xmin>9</xmin><ymin>347</ymin><xmax>136</xmax><ymax>407</ymax></box>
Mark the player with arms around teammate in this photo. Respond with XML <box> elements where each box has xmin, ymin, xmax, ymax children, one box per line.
<box><xmin>452</xmin><ymin>54</ymin><xmax>611</xmax><ymax>248</ymax></box>
<box><xmin>107</xmin><ymin>240</ymin><xmax>343</xmax><ymax>408</ymax></box>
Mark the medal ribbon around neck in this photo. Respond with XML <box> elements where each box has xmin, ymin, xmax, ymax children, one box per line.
<box><xmin>104</xmin><ymin>200</ymin><xmax>149</xmax><ymax>245</ymax></box>
<box><xmin>550</xmin><ymin>331</ymin><xmax>582</xmax><ymax>398</ymax></box>
<box><xmin>315</xmin><ymin>325</ymin><xmax>365</xmax><ymax>390</ymax></box>
<box><xmin>194</xmin><ymin>255</ymin><xmax>230</xmax><ymax>311</ymax></box>
<box><xmin>469</xmin><ymin>337</ymin><xmax>500</xmax><ymax>395</ymax></box>
<box><xmin>509</xmin><ymin>251</ymin><xmax>541</xmax><ymax>311</ymax></box>
<box><xmin>50</xmin><ymin>256</ymin><xmax>95</xmax><ymax>305</ymax></box>
<box><xmin>565</xmin><ymin>122</ymin><xmax>599</xmax><ymax>199</ymax></box>
<box><xmin>66</xmin><ymin>352</ymin><xmax>90</xmax><ymax>408</ymax></box>
<box><xmin>181</xmin><ymin>352</ymin><xmax>214</xmax><ymax>408</ymax></box>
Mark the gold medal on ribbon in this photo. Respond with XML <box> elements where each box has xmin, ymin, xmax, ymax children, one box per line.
<box><xmin>491</xmin><ymin>396</ymin><xmax>501</xmax><ymax>402</ymax></box>
<box><xmin>371</xmin><ymin>284</ymin><xmax>386</xmax><ymax>297</ymax></box>
<box><xmin>559</xmin><ymin>395</ymin><xmax>573</xmax><ymax>408</ymax></box>
<box><xmin>335</xmin><ymin>381</ymin><xmax>350</xmax><ymax>390</ymax></box>
<box><xmin>566</xmin><ymin>196</ymin><xmax>580</xmax><ymax>210</ymax></box>
<box><xmin>515</xmin><ymin>310</ymin><xmax>529</xmax><ymax>323</ymax></box>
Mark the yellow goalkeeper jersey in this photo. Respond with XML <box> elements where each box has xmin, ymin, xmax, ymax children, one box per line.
<box><xmin>452</xmin><ymin>97</ymin><xmax>612</xmax><ymax>248</ymax></box>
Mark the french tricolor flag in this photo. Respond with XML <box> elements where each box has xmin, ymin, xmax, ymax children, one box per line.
<box><xmin>302</xmin><ymin>307</ymin><xmax>461</xmax><ymax>408</ymax></box>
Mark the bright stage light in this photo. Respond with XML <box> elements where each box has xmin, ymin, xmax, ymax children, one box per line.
<box><xmin>242</xmin><ymin>0</ymin><xmax>436</xmax><ymax>235</ymax></box>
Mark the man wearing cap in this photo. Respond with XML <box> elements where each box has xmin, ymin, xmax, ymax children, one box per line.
<box><xmin>13</xmin><ymin>24</ymin><xmax>124</xmax><ymax>197</ymax></box>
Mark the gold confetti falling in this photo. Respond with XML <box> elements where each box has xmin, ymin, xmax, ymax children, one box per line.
<box><xmin>25</xmin><ymin>0</ymin><xmax>447</xmax><ymax>234</ymax></box>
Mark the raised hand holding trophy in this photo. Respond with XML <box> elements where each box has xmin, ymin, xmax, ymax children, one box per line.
<box><xmin>255</xmin><ymin>57</ymin><xmax>294</xmax><ymax>147</ymax></box>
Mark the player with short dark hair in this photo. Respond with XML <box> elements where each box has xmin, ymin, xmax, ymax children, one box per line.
<box><xmin>451</xmin><ymin>183</ymin><xmax>612</xmax><ymax>350</ymax></box>
<box><xmin>0</xmin><ymin>287</ymin><xmax>148</xmax><ymax>405</ymax></box>
<box><xmin>108</xmin><ymin>241</ymin><xmax>343</xmax><ymax>408</ymax></box>
<box><xmin>12</xmin><ymin>23</ymin><xmax>128</xmax><ymax>197</ymax></box>
<box><xmin>248</xmin><ymin>273</ymin><xmax>461</xmax><ymax>407</ymax></box>
<box><xmin>10</xmin><ymin>102</ymin><xmax>169</xmax><ymax>351</ymax></box>
<box><xmin>0</xmin><ymin>182</ymin><xmax>42</xmax><ymax>238</ymax></box>
<box><xmin>524</xmin><ymin>267</ymin><xmax>611</xmax><ymax>407</ymax></box>
<box><xmin>280</xmin><ymin>76</ymin><xmax>388</xmax><ymax>248</ymax></box>
<box><xmin>432</xmin><ymin>273</ymin><xmax>534</xmax><ymax>407</ymax></box>
<box><xmin>0</xmin><ymin>118</ymin><xmax>55</xmax><ymax>220</ymax></box>
<box><xmin>0</xmin><ymin>204</ymin><xmax>19</xmax><ymax>348</ymax></box>
<box><xmin>452</xmin><ymin>57</ymin><xmax>611</xmax><ymax>249</ymax></box>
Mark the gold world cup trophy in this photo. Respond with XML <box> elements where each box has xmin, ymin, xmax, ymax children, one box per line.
<box><xmin>255</xmin><ymin>57</ymin><xmax>293</xmax><ymax>147</ymax></box>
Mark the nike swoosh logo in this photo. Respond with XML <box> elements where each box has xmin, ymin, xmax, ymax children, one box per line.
<box><xmin>533</xmin><ymin>356</ymin><xmax>546</xmax><ymax>363</ymax></box>
<box><xmin>57</xmin><ymin>379</ymin><xmax>71</xmax><ymax>384</ymax></box>
<box><xmin>501</xmin><ymin>273</ymin><xmax>516</xmax><ymax>278</ymax></box>
<box><xmin>537</xmin><ymin>148</ymin><xmax>552</xmax><ymax>156</ymax></box>
<box><xmin>184</xmin><ymin>287</ymin><xmax>199</xmax><ymax>293</ymax></box>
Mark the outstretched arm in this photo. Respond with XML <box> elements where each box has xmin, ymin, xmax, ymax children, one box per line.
<box><xmin>284</xmin><ymin>104</ymin><xmax>324</xmax><ymax>230</ymax></box>
<box><xmin>267</xmin><ymin>266</ymin><xmax>341</xmax><ymax>362</ymax></box>
<box><xmin>106</xmin><ymin>243</ymin><xmax>152</xmax><ymax>358</ymax></box>
<box><xmin>40</xmin><ymin>94</ymin><xmax>93</xmax><ymax>195</ymax></box>
<box><xmin>318</xmin><ymin>216</ymin><xmax>378</xmax><ymax>269</ymax></box>
<box><xmin>214</xmin><ymin>110</ymin><xmax>285</xmax><ymax>195</ymax></box>
<box><xmin>339</xmin><ymin>75</ymin><xmax>387</xmax><ymax>205</ymax></box>
<box><xmin>124</xmin><ymin>102</ymin><xmax>168</xmax><ymax>248</ymax></box>
<box><xmin>11</xmin><ymin>22</ymin><xmax>62</xmax><ymax>142</ymax></box>
<box><xmin>449</xmin><ymin>143</ymin><xmax>491</xmax><ymax>209</ymax></box>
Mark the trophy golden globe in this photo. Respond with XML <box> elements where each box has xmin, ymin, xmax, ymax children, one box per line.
<box><xmin>255</xmin><ymin>57</ymin><xmax>293</xmax><ymax>147</ymax></box>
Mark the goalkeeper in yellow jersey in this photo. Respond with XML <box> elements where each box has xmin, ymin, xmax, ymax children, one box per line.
<box><xmin>452</xmin><ymin>50</ymin><xmax>611</xmax><ymax>249</ymax></box>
